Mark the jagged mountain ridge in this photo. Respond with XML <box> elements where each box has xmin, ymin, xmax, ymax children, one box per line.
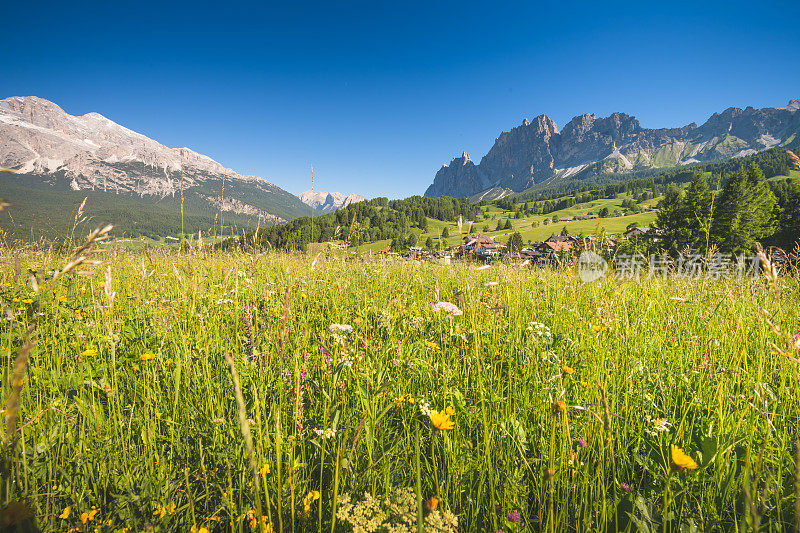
<box><xmin>0</xmin><ymin>96</ymin><xmax>310</xmax><ymax>224</ymax></box>
<box><xmin>425</xmin><ymin>99</ymin><xmax>800</xmax><ymax>199</ymax></box>
<box><xmin>298</xmin><ymin>190</ymin><xmax>366</xmax><ymax>212</ymax></box>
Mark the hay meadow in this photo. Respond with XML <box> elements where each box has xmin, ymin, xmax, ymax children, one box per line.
<box><xmin>1</xmin><ymin>244</ymin><xmax>799</xmax><ymax>532</ymax></box>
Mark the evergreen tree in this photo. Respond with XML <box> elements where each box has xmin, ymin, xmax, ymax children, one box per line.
<box><xmin>495</xmin><ymin>220</ymin><xmax>504</xmax><ymax>231</ymax></box>
<box><xmin>507</xmin><ymin>232</ymin><xmax>524</xmax><ymax>253</ymax></box>
<box><xmin>681</xmin><ymin>171</ymin><xmax>712</xmax><ymax>252</ymax></box>
<box><xmin>654</xmin><ymin>183</ymin><xmax>686</xmax><ymax>253</ymax></box>
<box><xmin>425</xmin><ymin>237</ymin><xmax>434</xmax><ymax>250</ymax></box>
<box><xmin>504</xmin><ymin>219</ymin><xmax>513</xmax><ymax>230</ymax></box>
<box><xmin>711</xmin><ymin>164</ymin><xmax>776</xmax><ymax>252</ymax></box>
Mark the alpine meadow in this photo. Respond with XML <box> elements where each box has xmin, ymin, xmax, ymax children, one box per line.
<box><xmin>3</xmin><ymin>1</ymin><xmax>800</xmax><ymax>530</ymax></box>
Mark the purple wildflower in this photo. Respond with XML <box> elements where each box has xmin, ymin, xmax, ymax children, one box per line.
<box><xmin>619</xmin><ymin>482</ymin><xmax>631</xmax><ymax>493</ymax></box>
<box><xmin>507</xmin><ymin>510</ymin><xmax>520</xmax><ymax>523</ymax></box>
<box><xmin>577</xmin><ymin>438</ymin><xmax>588</xmax><ymax>448</ymax></box>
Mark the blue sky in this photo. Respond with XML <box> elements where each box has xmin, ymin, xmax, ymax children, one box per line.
<box><xmin>4</xmin><ymin>0</ymin><xmax>799</xmax><ymax>198</ymax></box>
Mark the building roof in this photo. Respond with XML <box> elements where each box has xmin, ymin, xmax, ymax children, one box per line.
<box><xmin>538</xmin><ymin>241</ymin><xmax>573</xmax><ymax>252</ymax></box>
<box><xmin>544</xmin><ymin>234</ymin><xmax>576</xmax><ymax>243</ymax></box>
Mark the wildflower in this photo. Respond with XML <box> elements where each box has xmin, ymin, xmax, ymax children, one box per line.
<box><xmin>670</xmin><ymin>444</ymin><xmax>698</xmax><ymax>471</ymax></box>
<box><xmin>432</xmin><ymin>301</ymin><xmax>463</xmax><ymax>317</ymax></box>
<box><xmin>426</xmin><ymin>341</ymin><xmax>439</xmax><ymax>350</ymax></box>
<box><xmin>553</xmin><ymin>401</ymin><xmax>567</xmax><ymax>413</ymax></box>
<box><xmin>561</xmin><ymin>365</ymin><xmax>574</xmax><ymax>375</ymax></box>
<box><xmin>21</xmin><ymin>298</ymin><xmax>33</xmax><ymax>304</ymax></box>
<box><xmin>190</xmin><ymin>526</ymin><xmax>209</xmax><ymax>533</ymax></box>
<box><xmin>259</xmin><ymin>464</ymin><xmax>270</xmax><ymax>476</ymax></box>
<box><xmin>507</xmin><ymin>509</ymin><xmax>521</xmax><ymax>523</ymax></box>
<box><xmin>153</xmin><ymin>505</ymin><xmax>166</xmax><ymax>519</ymax></box>
<box><xmin>794</xmin><ymin>331</ymin><xmax>800</xmax><ymax>350</ymax></box>
<box><xmin>303</xmin><ymin>490</ymin><xmax>321</xmax><ymax>514</ymax></box>
<box><xmin>102</xmin><ymin>384</ymin><xmax>112</xmax><ymax>396</ymax></box>
<box><xmin>12</xmin><ymin>297</ymin><xmax>19</xmax><ymax>303</ymax></box>
<box><xmin>58</xmin><ymin>506</ymin><xmax>72</xmax><ymax>519</ymax></box>
<box><xmin>81</xmin><ymin>349</ymin><xmax>96</xmax><ymax>358</ymax></box>
<box><xmin>418</xmin><ymin>399</ymin><xmax>431</xmax><ymax>416</ymax></box>
<box><xmin>354</xmin><ymin>317</ymin><xmax>362</xmax><ymax>325</ymax></box>
<box><xmin>80</xmin><ymin>506</ymin><xmax>99</xmax><ymax>524</ymax></box>
<box><xmin>644</xmin><ymin>418</ymin><xmax>672</xmax><ymax>436</ymax></box>
<box><xmin>577</xmin><ymin>437</ymin><xmax>588</xmax><ymax>448</ymax></box>
<box><xmin>591</xmin><ymin>324</ymin><xmax>608</xmax><ymax>333</ymax></box>
<box><xmin>430</xmin><ymin>407</ymin><xmax>455</xmax><ymax>430</ymax></box>
<box><xmin>166</xmin><ymin>502</ymin><xmax>176</xmax><ymax>514</ymax></box>
<box><xmin>424</xmin><ymin>497</ymin><xmax>439</xmax><ymax>515</ymax></box>
<box><xmin>140</xmin><ymin>352</ymin><xmax>156</xmax><ymax>361</ymax></box>
<box><xmin>619</xmin><ymin>482</ymin><xmax>631</xmax><ymax>493</ymax></box>
<box><xmin>329</xmin><ymin>324</ymin><xmax>353</xmax><ymax>332</ymax></box>
<box><xmin>313</xmin><ymin>427</ymin><xmax>337</xmax><ymax>439</ymax></box>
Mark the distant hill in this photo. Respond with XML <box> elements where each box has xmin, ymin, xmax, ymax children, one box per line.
<box><xmin>426</xmin><ymin>99</ymin><xmax>800</xmax><ymax>199</ymax></box>
<box><xmin>298</xmin><ymin>190</ymin><xmax>366</xmax><ymax>213</ymax></box>
<box><xmin>0</xmin><ymin>96</ymin><xmax>309</xmax><ymax>240</ymax></box>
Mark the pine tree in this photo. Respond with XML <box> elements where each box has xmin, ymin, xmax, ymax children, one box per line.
<box><xmin>507</xmin><ymin>232</ymin><xmax>524</xmax><ymax>253</ymax></box>
<box><xmin>681</xmin><ymin>171</ymin><xmax>712</xmax><ymax>252</ymax></box>
<box><xmin>654</xmin><ymin>183</ymin><xmax>685</xmax><ymax>253</ymax></box>
<box><xmin>711</xmin><ymin>164</ymin><xmax>776</xmax><ymax>252</ymax></box>
<box><xmin>504</xmin><ymin>219</ymin><xmax>513</xmax><ymax>230</ymax></box>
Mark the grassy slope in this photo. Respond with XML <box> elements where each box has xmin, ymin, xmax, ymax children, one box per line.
<box><xmin>356</xmin><ymin>192</ymin><xmax>659</xmax><ymax>252</ymax></box>
<box><xmin>2</xmin><ymin>250</ymin><xmax>797</xmax><ymax>530</ymax></box>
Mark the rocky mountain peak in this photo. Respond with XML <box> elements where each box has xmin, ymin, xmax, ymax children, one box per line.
<box><xmin>298</xmin><ymin>190</ymin><xmax>366</xmax><ymax>212</ymax></box>
<box><xmin>425</xmin><ymin>98</ymin><xmax>800</xmax><ymax>199</ymax></box>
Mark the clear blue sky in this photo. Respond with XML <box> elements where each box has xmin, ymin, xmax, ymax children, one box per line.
<box><xmin>4</xmin><ymin>0</ymin><xmax>799</xmax><ymax>199</ymax></box>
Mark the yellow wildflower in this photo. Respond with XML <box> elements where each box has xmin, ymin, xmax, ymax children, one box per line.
<box><xmin>81</xmin><ymin>349</ymin><xmax>97</xmax><ymax>358</ymax></box>
<box><xmin>670</xmin><ymin>444</ymin><xmax>698</xmax><ymax>471</ymax></box>
<box><xmin>429</xmin><ymin>408</ymin><xmax>455</xmax><ymax>430</ymax></box>
<box><xmin>553</xmin><ymin>400</ymin><xmax>567</xmax><ymax>413</ymax></box>
<box><xmin>153</xmin><ymin>505</ymin><xmax>166</xmax><ymax>519</ymax></box>
<box><xmin>354</xmin><ymin>317</ymin><xmax>362</xmax><ymax>325</ymax></box>
<box><xmin>57</xmin><ymin>295</ymin><xmax>68</xmax><ymax>303</ymax></box>
<box><xmin>166</xmin><ymin>502</ymin><xmax>176</xmax><ymax>514</ymax></box>
<box><xmin>259</xmin><ymin>464</ymin><xmax>270</xmax><ymax>475</ymax></box>
<box><xmin>591</xmin><ymin>324</ymin><xmax>608</xmax><ymax>333</ymax></box>
<box><xmin>190</xmin><ymin>526</ymin><xmax>210</xmax><ymax>533</ymax></box>
<box><xmin>12</xmin><ymin>297</ymin><xmax>19</xmax><ymax>303</ymax></box>
<box><xmin>426</xmin><ymin>341</ymin><xmax>439</xmax><ymax>350</ymax></box>
<box><xmin>561</xmin><ymin>365</ymin><xmax>575</xmax><ymax>375</ymax></box>
<box><xmin>303</xmin><ymin>490</ymin><xmax>321</xmax><ymax>514</ymax></box>
<box><xmin>21</xmin><ymin>298</ymin><xmax>33</xmax><ymax>304</ymax></box>
<box><xmin>140</xmin><ymin>352</ymin><xmax>156</xmax><ymax>361</ymax></box>
<box><xmin>58</xmin><ymin>506</ymin><xmax>72</xmax><ymax>519</ymax></box>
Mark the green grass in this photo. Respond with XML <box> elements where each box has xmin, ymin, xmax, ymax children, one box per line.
<box><xmin>354</xmin><ymin>192</ymin><xmax>660</xmax><ymax>252</ymax></box>
<box><xmin>1</xmin><ymin>247</ymin><xmax>799</xmax><ymax>531</ymax></box>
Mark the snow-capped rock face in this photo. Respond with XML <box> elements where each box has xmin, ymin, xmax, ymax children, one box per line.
<box><xmin>426</xmin><ymin>99</ymin><xmax>800</xmax><ymax>198</ymax></box>
<box><xmin>0</xmin><ymin>96</ymin><xmax>265</xmax><ymax>195</ymax></box>
<box><xmin>298</xmin><ymin>190</ymin><xmax>366</xmax><ymax>212</ymax></box>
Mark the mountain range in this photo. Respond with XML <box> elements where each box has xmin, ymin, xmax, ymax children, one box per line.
<box><xmin>425</xmin><ymin>99</ymin><xmax>800</xmax><ymax>200</ymax></box>
<box><xmin>0</xmin><ymin>96</ymin><xmax>311</xmax><ymax>238</ymax></box>
<box><xmin>298</xmin><ymin>190</ymin><xmax>366</xmax><ymax>213</ymax></box>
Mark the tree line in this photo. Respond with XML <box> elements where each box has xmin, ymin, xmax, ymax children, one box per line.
<box><xmin>655</xmin><ymin>164</ymin><xmax>799</xmax><ymax>253</ymax></box>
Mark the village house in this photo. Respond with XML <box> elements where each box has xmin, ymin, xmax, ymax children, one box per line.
<box><xmin>623</xmin><ymin>226</ymin><xmax>651</xmax><ymax>240</ymax></box>
<box><xmin>462</xmin><ymin>234</ymin><xmax>505</xmax><ymax>258</ymax></box>
<box><xmin>544</xmin><ymin>234</ymin><xmax>577</xmax><ymax>244</ymax></box>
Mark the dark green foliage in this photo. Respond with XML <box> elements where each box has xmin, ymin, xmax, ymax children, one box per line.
<box><xmin>506</xmin><ymin>232</ymin><xmax>524</xmax><ymax>252</ymax></box>
<box><xmin>766</xmin><ymin>178</ymin><xmax>800</xmax><ymax>251</ymax></box>
<box><xmin>222</xmin><ymin>195</ymin><xmax>475</xmax><ymax>251</ymax></box>
<box><xmin>711</xmin><ymin>164</ymin><xmax>776</xmax><ymax>252</ymax></box>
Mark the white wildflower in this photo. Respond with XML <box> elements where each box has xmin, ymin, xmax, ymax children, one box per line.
<box><xmin>432</xmin><ymin>301</ymin><xmax>462</xmax><ymax>317</ymax></box>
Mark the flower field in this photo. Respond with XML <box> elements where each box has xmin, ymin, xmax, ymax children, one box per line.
<box><xmin>1</xmin><ymin>246</ymin><xmax>799</xmax><ymax>531</ymax></box>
